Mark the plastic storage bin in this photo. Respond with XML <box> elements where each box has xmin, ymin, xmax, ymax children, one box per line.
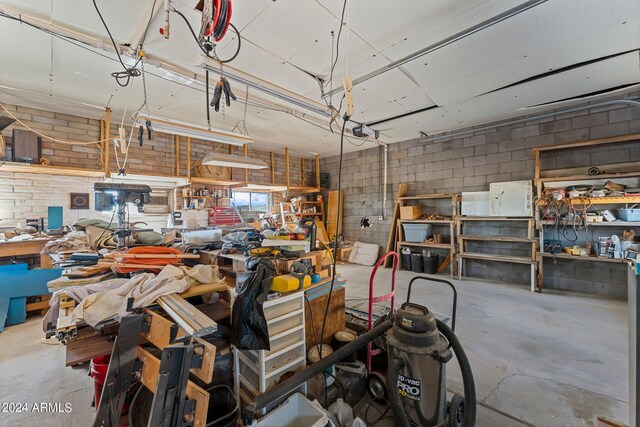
<box><xmin>618</xmin><ymin>208</ymin><xmax>640</xmax><ymax>221</ymax></box>
<box><xmin>411</xmin><ymin>253</ymin><xmax>423</xmax><ymax>272</ymax></box>
<box><xmin>252</xmin><ymin>393</ymin><xmax>330</xmax><ymax>427</ymax></box>
<box><xmin>423</xmin><ymin>255</ymin><xmax>438</xmax><ymax>274</ymax></box>
<box><xmin>402</xmin><ymin>224</ymin><xmax>431</xmax><ymax>242</ymax></box>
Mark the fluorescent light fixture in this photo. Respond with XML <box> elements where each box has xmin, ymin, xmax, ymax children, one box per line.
<box><xmin>105</xmin><ymin>173</ymin><xmax>189</xmax><ymax>188</ymax></box>
<box><xmin>238</xmin><ymin>183</ymin><xmax>288</xmax><ymax>192</ymax></box>
<box><xmin>203</xmin><ymin>153</ymin><xmax>269</xmax><ymax>169</ymax></box>
<box><xmin>136</xmin><ymin>113</ymin><xmax>252</xmax><ymax>146</ymax></box>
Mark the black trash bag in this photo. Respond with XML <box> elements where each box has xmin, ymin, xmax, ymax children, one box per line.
<box><xmin>231</xmin><ymin>259</ymin><xmax>275</xmax><ymax>350</ymax></box>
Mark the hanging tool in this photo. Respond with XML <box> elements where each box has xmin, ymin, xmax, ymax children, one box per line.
<box><xmin>210</xmin><ymin>79</ymin><xmax>224</xmax><ymax>111</ymax></box>
<box><xmin>210</xmin><ymin>76</ymin><xmax>236</xmax><ymax>111</ymax></box>
<box><xmin>138</xmin><ymin>125</ymin><xmax>144</xmax><ymax>147</ymax></box>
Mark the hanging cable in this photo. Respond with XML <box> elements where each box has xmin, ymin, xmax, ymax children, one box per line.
<box><xmin>92</xmin><ymin>0</ymin><xmax>144</xmax><ymax>87</ymax></box>
<box><xmin>319</xmin><ymin>118</ymin><xmax>348</xmax><ymax>359</ymax></box>
<box><xmin>326</xmin><ymin>0</ymin><xmax>348</xmax><ymax>100</ymax></box>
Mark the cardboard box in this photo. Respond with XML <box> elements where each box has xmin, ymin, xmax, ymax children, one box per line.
<box><xmin>400</xmin><ymin>205</ymin><xmax>423</xmax><ymax>220</ymax></box>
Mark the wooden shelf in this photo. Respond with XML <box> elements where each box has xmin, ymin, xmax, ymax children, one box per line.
<box><xmin>457</xmin><ymin>252</ymin><xmax>535</xmax><ymax>265</ymax></box>
<box><xmin>0</xmin><ymin>162</ymin><xmax>106</xmax><ymax>178</ymax></box>
<box><xmin>287</xmin><ymin>186</ymin><xmax>321</xmax><ymax>193</ymax></box>
<box><xmin>459</xmin><ymin>235</ymin><xmax>536</xmax><ymax>243</ymax></box>
<box><xmin>535</xmin><ymin>171</ymin><xmax>640</xmax><ymax>183</ymax></box>
<box><xmin>456</xmin><ymin>216</ymin><xmax>533</xmax><ymax>221</ymax></box>
<box><xmin>538</xmin><ymin>220</ymin><xmax>640</xmax><ymax>227</ymax></box>
<box><xmin>537</xmin><ymin>196</ymin><xmax>640</xmax><ymax>206</ymax></box>
<box><xmin>398</xmin><ymin>241</ymin><xmax>451</xmax><ymax>249</ymax></box>
<box><xmin>398</xmin><ymin>219</ymin><xmax>453</xmax><ymax>224</ymax></box>
<box><xmin>189</xmin><ymin>177</ymin><xmax>246</xmax><ymax>186</ymax></box>
<box><xmin>537</xmin><ymin>252</ymin><xmax>630</xmax><ymax>264</ymax></box>
<box><xmin>399</xmin><ymin>193</ymin><xmax>460</xmax><ymax>201</ymax></box>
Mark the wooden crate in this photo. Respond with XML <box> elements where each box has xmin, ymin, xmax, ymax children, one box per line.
<box><xmin>400</xmin><ymin>205</ymin><xmax>423</xmax><ymax>220</ymax></box>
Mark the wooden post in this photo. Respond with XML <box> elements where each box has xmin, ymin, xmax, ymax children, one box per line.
<box><xmin>316</xmin><ymin>154</ymin><xmax>320</xmax><ymax>188</ymax></box>
<box><xmin>175</xmin><ymin>135</ymin><xmax>180</xmax><ymax>176</ymax></box>
<box><xmin>243</xmin><ymin>144</ymin><xmax>249</xmax><ymax>183</ymax></box>
<box><xmin>186</xmin><ymin>137</ymin><xmax>191</xmax><ymax>178</ymax></box>
<box><xmin>99</xmin><ymin>119</ymin><xmax>105</xmax><ymax>169</ymax></box>
<box><xmin>270</xmin><ymin>152</ymin><xmax>275</xmax><ymax>184</ymax></box>
<box><xmin>285</xmin><ymin>148</ymin><xmax>290</xmax><ymax>189</ymax></box>
<box><xmin>104</xmin><ymin>108</ymin><xmax>111</xmax><ymax>173</ymax></box>
<box><xmin>301</xmin><ymin>158</ymin><xmax>305</xmax><ymax>187</ymax></box>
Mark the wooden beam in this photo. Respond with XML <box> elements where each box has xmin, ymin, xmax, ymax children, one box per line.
<box><xmin>186</xmin><ymin>137</ymin><xmax>191</xmax><ymax>178</ymax></box>
<box><xmin>301</xmin><ymin>158</ymin><xmax>305</xmax><ymax>187</ymax></box>
<box><xmin>104</xmin><ymin>108</ymin><xmax>111</xmax><ymax>173</ymax></box>
<box><xmin>285</xmin><ymin>147</ymin><xmax>290</xmax><ymax>188</ymax></box>
<box><xmin>270</xmin><ymin>152</ymin><xmax>275</xmax><ymax>184</ymax></box>
<box><xmin>316</xmin><ymin>154</ymin><xmax>320</xmax><ymax>188</ymax></box>
<box><xmin>243</xmin><ymin>144</ymin><xmax>249</xmax><ymax>182</ymax></box>
<box><xmin>175</xmin><ymin>135</ymin><xmax>180</xmax><ymax>176</ymax></box>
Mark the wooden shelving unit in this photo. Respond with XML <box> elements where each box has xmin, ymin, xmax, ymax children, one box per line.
<box><xmin>456</xmin><ymin>216</ymin><xmax>538</xmax><ymax>291</ymax></box>
<box><xmin>394</xmin><ymin>193</ymin><xmax>460</xmax><ymax>277</ymax></box>
<box><xmin>297</xmin><ymin>200</ymin><xmax>325</xmax><ymax>222</ymax></box>
<box><xmin>533</xmin><ymin>134</ymin><xmax>640</xmax><ymax>291</ymax></box>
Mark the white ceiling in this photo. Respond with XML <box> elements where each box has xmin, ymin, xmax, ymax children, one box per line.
<box><xmin>0</xmin><ymin>0</ymin><xmax>638</xmax><ymax>157</ymax></box>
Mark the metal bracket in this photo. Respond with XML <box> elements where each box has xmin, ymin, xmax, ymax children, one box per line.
<box><xmin>148</xmin><ymin>342</ymin><xmax>197</xmax><ymax>427</ymax></box>
<box><xmin>93</xmin><ymin>313</ymin><xmax>145</xmax><ymax>427</ymax></box>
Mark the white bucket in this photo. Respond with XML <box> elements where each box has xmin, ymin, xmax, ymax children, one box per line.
<box><xmin>252</xmin><ymin>393</ymin><xmax>330</xmax><ymax>427</ymax></box>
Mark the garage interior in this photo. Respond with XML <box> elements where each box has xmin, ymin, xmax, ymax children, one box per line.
<box><xmin>0</xmin><ymin>1</ymin><xmax>638</xmax><ymax>427</ymax></box>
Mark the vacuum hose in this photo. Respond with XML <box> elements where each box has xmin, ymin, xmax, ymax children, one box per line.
<box><xmin>388</xmin><ymin>356</ymin><xmax>411</xmax><ymax>427</ymax></box>
<box><xmin>437</xmin><ymin>318</ymin><xmax>476</xmax><ymax>426</ymax></box>
<box><xmin>388</xmin><ymin>320</ymin><xmax>476</xmax><ymax>427</ymax></box>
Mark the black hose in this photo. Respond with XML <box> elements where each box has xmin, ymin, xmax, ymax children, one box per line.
<box><xmin>387</xmin><ymin>357</ymin><xmax>411</xmax><ymax>427</ymax></box>
<box><xmin>437</xmin><ymin>319</ymin><xmax>476</xmax><ymax>427</ymax></box>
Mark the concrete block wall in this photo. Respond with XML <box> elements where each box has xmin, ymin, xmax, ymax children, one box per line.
<box><xmin>320</xmin><ymin>94</ymin><xmax>640</xmax><ymax>297</ymax></box>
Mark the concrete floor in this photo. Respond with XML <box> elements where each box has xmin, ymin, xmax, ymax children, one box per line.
<box><xmin>0</xmin><ymin>263</ymin><xmax>629</xmax><ymax>427</ymax></box>
<box><xmin>340</xmin><ymin>263</ymin><xmax>629</xmax><ymax>427</ymax></box>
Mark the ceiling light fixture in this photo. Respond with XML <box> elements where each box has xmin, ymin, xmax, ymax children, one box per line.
<box><xmin>136</xmin><ymin>113</ymin><xmax>253</xmax><ymax>146</ymax></box>
<box><xmin>202</xmin><ymin>153</ymin><xmax>269</xmax><ymax>169</ymax></box>
<box><xmin>238</xmin><ymin>183</ymin><xmax>289</xmax><ymax>192</ymax></box>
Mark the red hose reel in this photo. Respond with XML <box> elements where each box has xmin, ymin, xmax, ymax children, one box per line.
<box><xmin>202</xmin><ymin>0</ymin><xmax>233</xmax><ymax>42</ymax></box>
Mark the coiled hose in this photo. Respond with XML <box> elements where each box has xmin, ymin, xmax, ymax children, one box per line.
<box><xmin>387</xmin><ymin>320</ymin><xmax>476</xmax><ymax>427</ymax></box>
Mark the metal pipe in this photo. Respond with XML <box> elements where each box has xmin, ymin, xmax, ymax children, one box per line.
<box><xmin>243</xmin><ymin>318</ymin><xmax>394</xmax><ymax>422</ymax></box>
<box><xmin>383</xmin><ymin>144</ymin><xmax>388</xmax><ymax>219</ymax></box>
<box><xmin>420</xmin><ymin>99</ymin><xmax>640</xmax><ymax>143</ymax></box>
<box><xmin>323</xmin><ymin>0</ymin><xmax>548</xmax><ymax>98</ymax></box>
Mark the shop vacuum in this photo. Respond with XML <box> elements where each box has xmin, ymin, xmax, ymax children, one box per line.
<box><xmin>384</xmin><ymin>276</ymin><xmax>475</xmax><ymax>427</ymax></box>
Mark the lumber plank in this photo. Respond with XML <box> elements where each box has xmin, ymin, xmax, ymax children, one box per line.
<box><xmin>141</xmin><ymin>309</ymin><xmax>216</xmax><ymax>383</ymax></box>
<box><xmin>384</xmin><ymin>183</ymin><xmax>408</xmax><ymax>267</ymax></box>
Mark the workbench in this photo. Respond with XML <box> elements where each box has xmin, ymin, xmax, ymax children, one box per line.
<box><xmin>0</xmin><ymin>238</ymin><xmax>52</xmax><ymax>267</ymax></box>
